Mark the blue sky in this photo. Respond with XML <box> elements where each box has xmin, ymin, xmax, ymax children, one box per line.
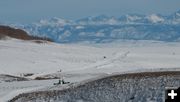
<box><xmin>0</xmin><ymin>0</ymin><xmax>180</xmax><ymax>23</ymax></box>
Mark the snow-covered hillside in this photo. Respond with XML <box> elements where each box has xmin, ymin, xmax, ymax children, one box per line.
<box><xmin>10</xmin><ymin>71</ymin><xmax>180</xmax><ymax>102</ymax></box>
<box><xmin>1</xmin><ymin>39</ymin><xmax>180</xmax><ymax>76</ymax></box>
<box><xmin>1</xmin><ymin>39</ymin><xmax>180</xmax><ymax>101</ymax></box>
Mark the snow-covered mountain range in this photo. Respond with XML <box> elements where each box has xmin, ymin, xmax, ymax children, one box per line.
<box><xmin>8</xmin><ymin>10</ymin><xmax>180</xmax><ymax>43</ymax></box>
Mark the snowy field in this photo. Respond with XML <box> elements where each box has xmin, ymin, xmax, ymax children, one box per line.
<box><xmin>1</xmin><ymin>39</ymin><xmax>180</xmax><ymax>75</ymax></box>
<box><xmin>1</xmin><ymin>39</ymin><xmax>180</xmax><ymax>101</ymax></box>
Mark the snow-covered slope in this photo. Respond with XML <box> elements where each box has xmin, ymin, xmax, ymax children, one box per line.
<box><xmin>10</xmin><ymin>71</ymin><xmax>180</xmax><ymax>102</ymax></box>
<box><xmin>0</xmin><ymin>39</ymin><xmax>108</xmax><ymax>75</ymax></box>
<box><xmin>1</xmin><ymin>39</ymin><xmax>180</xmax><ymax>76</ymax></box>
<box><xmin>1</xmin><ymin>39</ymin><xmax>180</xmax><ymax>101</ymax></box>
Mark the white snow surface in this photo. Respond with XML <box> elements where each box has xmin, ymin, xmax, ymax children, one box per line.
<box><xmin>1</xmin><ymin>39</ymin><xmax>180</xmax><ymax>101</ymax></box>
<box><xmin>147</xmin><ymin>14</ymin><xmax>164</xmax><ymax>23</ymax></box>
<box><xmin>1</xmin><ymin>39</ymin><xmax>180</xmax><ymax>75</ymax></box>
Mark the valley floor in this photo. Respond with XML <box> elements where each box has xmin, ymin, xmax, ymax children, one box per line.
<box><xmin>0</xmin><ymin>39</ymin><xmax>180</xmax><ymax>101</ymax></box>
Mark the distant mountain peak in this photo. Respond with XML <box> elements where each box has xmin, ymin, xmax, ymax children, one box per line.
<box><xmin>147</xmin><ymin>14</ymin><xmax>164</xmax><ymax>23</ymax></box>
<box><xmin>126</xmin><ymin>14</ymin><xmax>142</xmax><ymax>21</ymax></box>
<box><xmin>38</xmin><ymin>17</ymin><xmax>72</xmax><ymax>26</ymax></box>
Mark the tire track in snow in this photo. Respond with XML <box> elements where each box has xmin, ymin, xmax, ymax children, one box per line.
<box><xmin>79</xmin><ymin>51</ymin><xmax>131</xmax><ymax>70</ymax></box>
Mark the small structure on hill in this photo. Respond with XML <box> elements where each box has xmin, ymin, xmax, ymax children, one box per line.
<box><xmin>54</xmin><ymin>70</ymin><xmax>70</xmax><ymax>85</ymax></box>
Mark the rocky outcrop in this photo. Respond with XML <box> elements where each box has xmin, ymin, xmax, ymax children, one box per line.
<box><xmin>10</xmin><ymin>71</ymin><xmax>180</xmax><ymax>102</ymax></box>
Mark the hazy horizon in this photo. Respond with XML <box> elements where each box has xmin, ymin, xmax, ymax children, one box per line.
<box><xmin>0</xmin><ymin>0</ymin><xmax>180</xmax><ymax>23</ymax></box>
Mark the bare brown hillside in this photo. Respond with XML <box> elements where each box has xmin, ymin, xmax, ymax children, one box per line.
<box><xmin>0</xmin><ymin>25</ymin><xmax>52</xmax><ymax>42</ymax></box>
